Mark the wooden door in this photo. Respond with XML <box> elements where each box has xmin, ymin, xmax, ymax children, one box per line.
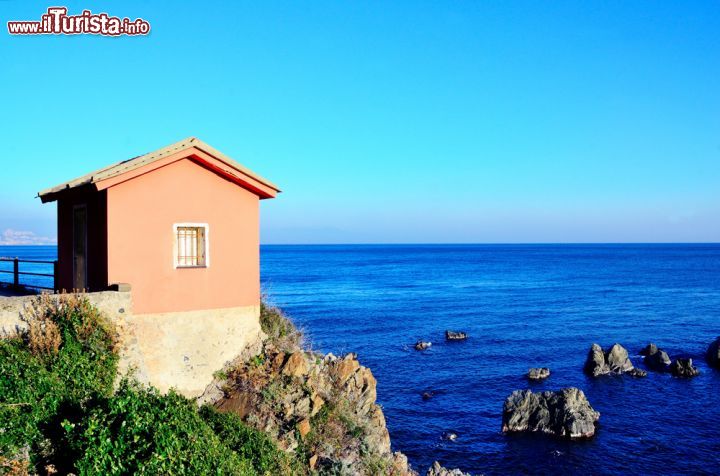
<box><xmin>73</xmin><ymin>205</ymin><xmax>87</xmax><ymax>291</ymax></box>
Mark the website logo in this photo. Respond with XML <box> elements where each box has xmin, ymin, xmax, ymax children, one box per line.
<box><xmin>7</xmin><ymin>7</ymin><xmax>151</xmax><ymax>36</ymax></box>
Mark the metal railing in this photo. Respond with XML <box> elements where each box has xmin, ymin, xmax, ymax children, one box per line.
<box><xmin>0</xmin><ymin>258</ymin><xmax>57</xmax><ymax>291</ymax></box>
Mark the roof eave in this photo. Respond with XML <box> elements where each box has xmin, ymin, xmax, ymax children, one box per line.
<box><xmin>38</xmin><ymin>180</ymin><xmax>98</xmax><ymax>203</ymax></box>
<box><xmin>36</xmin><ymin>137</ymin><xmax>281</xmax><ymax>201</ymax></box>
<box><xmin>190</xmin><ymin>139</ymin><xmax>281</xmax><ymax>194</ymax></box>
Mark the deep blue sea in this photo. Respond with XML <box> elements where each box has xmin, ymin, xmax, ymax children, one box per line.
<box><xmin>3</xmin><ymin>244</ymin><xmax>720</xmax><ymax>475</ymax></box>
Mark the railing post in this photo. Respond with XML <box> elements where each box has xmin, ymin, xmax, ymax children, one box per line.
<box><xmin>13</xmin><ymin>258</ymin><xmax>19</xmax><ymax>289</ymax></box>
<box><xmin>53</xmin><ymin>260</ymin><xmax>59</xmax><ymax>292</ymax></box>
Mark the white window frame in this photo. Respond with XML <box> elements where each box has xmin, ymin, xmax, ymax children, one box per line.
<box><xmin>173</xmin><ymin>223</ymin><xmax>210</xmax><ymax>268</ymax></box>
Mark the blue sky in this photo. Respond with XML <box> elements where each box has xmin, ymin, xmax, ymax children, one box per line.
<box><xmin>1</xmin><ymin>1</ymin><xmax>718</xmax><ymax>243</ymax></box>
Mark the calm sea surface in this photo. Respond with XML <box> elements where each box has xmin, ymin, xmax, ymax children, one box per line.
<box><xmin>3</xmin><ymin>244</ymin><xmax>720</xmax><ymax>474</ymax></box>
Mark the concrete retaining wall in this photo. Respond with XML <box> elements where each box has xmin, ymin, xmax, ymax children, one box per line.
<box><xmin>124</xmin><ymin>305</ymin><xmax>264</xmax><ymax>396</ymax></box>
<box><xmin>0</xmin><ymin>292</ymin><xmax>262</xmax><ymax>397</ymax></box>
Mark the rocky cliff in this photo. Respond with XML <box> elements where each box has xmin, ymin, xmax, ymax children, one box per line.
<box><xmin>197</xmin><ymin>303</ymin><xmax>415</xmax><ymax>475</ymax></box>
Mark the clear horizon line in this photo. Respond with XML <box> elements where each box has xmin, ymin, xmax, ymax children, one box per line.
<box><xmin>259</xmin><ymin>241</ymin><xmax>720</xmax><ymax>246</ymax></box>
<box><xmin>1</xmin><ymin>241</ymin><xmax>718</xmax><ymax>247</ymax></box>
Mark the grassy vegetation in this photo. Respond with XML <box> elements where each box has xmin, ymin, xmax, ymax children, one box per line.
<box><xmin>0</xmin><ymin>295</ymin><xmax>294</xmax><ymax>475</ymax></box>
<box><xmin>200</xmin><ymin>406</ymin><xmax>300</xmax><ymax>475</ymax></box>
<box><xmin>259</xmin><ymin>302</ymin><xmax>302</xmax><ymax>351</ymax></box>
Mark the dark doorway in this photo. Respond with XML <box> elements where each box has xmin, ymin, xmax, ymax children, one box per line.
<box><xmin>73</xmin><ymin>205</ymin><xmax>87</xmax><ymax>290</ymax></box>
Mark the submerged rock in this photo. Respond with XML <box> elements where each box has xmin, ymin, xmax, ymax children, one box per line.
<box><xmin>421</xmin><ymin>391</ymin><xmax>434</xmax><ymax>400</ymax></box>
<box><xmin>584</xmin><ymin>343</ymin><xmax>643</xmax><ymax>377</ymax></box>
<box><xmin>426</xmin><ymin>461</ymin><xmax>470</xmax><ymax>476</ymax></box>
<box><xmin>670</xmin><ymin>358</ymin><xmax>700</xmax><ymax>378</ymax></box>
<box><xmin>706</xmin><ymin>337</ymin><xmax>720</xmax><ymax>369</ymax></box>
<box><xmin>445</xmin><ymin>330</ymin><xmax>468</xmax><ymax>341</ymax></box>
<box><xmin>415</xmin><ymin>341</ymin><xmax>432</xmax><ymax>351</ymax></box>
<box><xmin>527</xmin><ymin>367</ymin><xmax>551</xmax><ymax>380</ymax></box>
<box><xmin>502</xmin><ymin>387</ymin><xmax>600</xmax><ymax>439</ymax></box>
<box><xmin>640</xmin><ymin>343</ymin><xmax>671</xmax><ymax>371</ymax></box>
<box><xmin>626</xmin><ymin>368</ymin><xmax>647</xmax><ymax>377</ymax></box>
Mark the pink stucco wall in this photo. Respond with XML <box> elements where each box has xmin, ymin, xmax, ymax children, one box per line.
<box><xmin>106</xmin><ymin>158</ymin><xmax>260</xmax><ymax>314</ymax></box>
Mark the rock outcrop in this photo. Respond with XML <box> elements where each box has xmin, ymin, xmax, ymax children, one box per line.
<box><xmin>445</xmin><ymin>331</ymin><xmax>467</xmax><ymax>341</ymax></box>
<box><xmin>583</xmin><ymin>343</ymin><xmax>646</xmax><ymax>377</ymax></box>
<box><xmin>639</xmin><ymin>343</ymin><xmax>659</xmax><ymax>357</ymax></box>
<box><xmin>426</xmin><ymin>461</ymin><xmax>471</xmax><ymax>476</ymax></box>
<box><xmin>670</xmin><ymin>358</ymin><xmax>700</xmax><ymax>378</ymax></box>
<box><xmin>606</xmin><ymin>343</ymin><xmax>634</xmax><ymax>373</ymax></box>
<box><xmin>640</xmin><ymin>343</ymin><xmax>671</xmax><ymax>371</ymax></box>
<box><xmin>415</xmin><ymin>341</ymin><xmax>432</xmax><ymax>350</ymax></box>
<box><xmin>199</xmin><ymin>305</ymin><xmax>416</xmax><ymax>475</ymax></box>
<box><xmin>441</xmin><ymin>431</ymin><xmax>458</xmax><ymax>441</ymax></box>
<box><xmin>527</xmin><ymin>367</ymin><xmax>550</xmax><ymax>380</ymax></box>
<box><xmin>707</xmin><ymin>337</ymin><xmax>720</xmax><ymax>369</ymax></box>
<box><xmin>502</xmin><ymin>387</ymin><xmax>600</xmax><ymax>439</ymax></box>
<box><xmin>584</xmin><ymin>343</ymin><xmax>609</xmax><ymax>376</ymax></box>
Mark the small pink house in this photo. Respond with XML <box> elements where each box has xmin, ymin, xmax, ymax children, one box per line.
<box><xmin>39</xmin><ymin>137</ymin><xmax>279</xmax><ymax>314</ymax></box>
<box><xmin>38</xmin><ymin>138</ymin><xmax>280</xmax><ymax>395</ymax></box>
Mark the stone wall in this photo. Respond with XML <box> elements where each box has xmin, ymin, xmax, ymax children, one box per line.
<box><xmin>0</xmin><ymin>291</ymin><xmax>132</xmax><ymax>336</ymax></box>
<box><xmin>0</xmin><ymin>292</ymin><xmax>263</xmax><ymax>397</ymax></box>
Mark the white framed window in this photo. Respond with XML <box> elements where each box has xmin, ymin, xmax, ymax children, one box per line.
<box><xmin>173</xmin><ymin>223</ymin><xmax>209</xmax><ymax>268</ymax></box>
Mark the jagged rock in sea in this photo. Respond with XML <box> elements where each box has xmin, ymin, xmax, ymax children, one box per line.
<box><xmin>527</xmin><ymin>367</ymin><xmax>550</xmax><ymax>380</ymax></box>
<box><xmin>583</xmin><ymin>343</ymin><xmax>645</xmax><ymax>377</ymax></box>
<box><xmin>426</xmin><ymin>461</ymin><xmax>471</xmax><ymax>476</ymax></box>
<box><xmin>445</xmin><ymin>330</ymin><xmax>468</xmax><ymax>341</ymax></box>
<box><xmin>707</xmin><ymin>337</ymin><xmax>720</xmax><ymax>369</ymax></box>
<box><xmin>415</xmin><ymin>340</ymin><xmax>432</xmax><ymax>350</ymax></box>
<box><xmin>502</xmin><ymin>387</ymin><xmax>600</xmax><ymax>439</ymax></box>
<box><xmin>639</xmin><ymin>343</ymin><xmax>659</xmax><ymax>356</ymax></box>
<box><xmin>670</xmin><ymin>358</ymin><xmax>700</xmax><ymax>378</ymax></box>
<box><xmin>606</xmin><ymin>343</ymin><xmax>635</xmax><ymax>373</ymax></box>
<box><xmin>640</xmin><ymin>343</ymin><xmax>671</xmax><ymax>371</ymax></box>
<box><xmin>584</xmin><ymin>344</ymin><xmax>610</xmax><ymax>376</ymax></box>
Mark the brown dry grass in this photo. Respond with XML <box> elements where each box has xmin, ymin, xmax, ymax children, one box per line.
<box><xmin>17</xmin><ymin>293</ymin><xmax>118</xmax><ymax>358</ymax></box>
<box><xmin>21</xmin><ymin>294</ymin><xmax>61</xmax><ymax>358</ymax></box>
<box><xmin>0</xmin><ymin>455</ymin><xmax>30</xmax><ymax>476</ymax></box>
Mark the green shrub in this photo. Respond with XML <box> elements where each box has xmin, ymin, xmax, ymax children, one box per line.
<box><xmin>0</xmin><ymin>337</ymin><xmax>57</xmax><ymax>460</ymax></box>
<box><xmin>0</xmin><ymin>295</ymin><xmax>118</xmax><ymax>467</ymax></box>
<box><xmin>250</xmin><ymin>354</ymin><xmax>265</xmax><ymax>368</ymax></box>
<box><xmin>66</xmin><ymin>380</ymin><xmax>255</xmax><ymax>475</ymax></box>
<box><xmin>200</xmin><ymin>406</ymin><xmax>297</xmax><ymax>476</ymax></box>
